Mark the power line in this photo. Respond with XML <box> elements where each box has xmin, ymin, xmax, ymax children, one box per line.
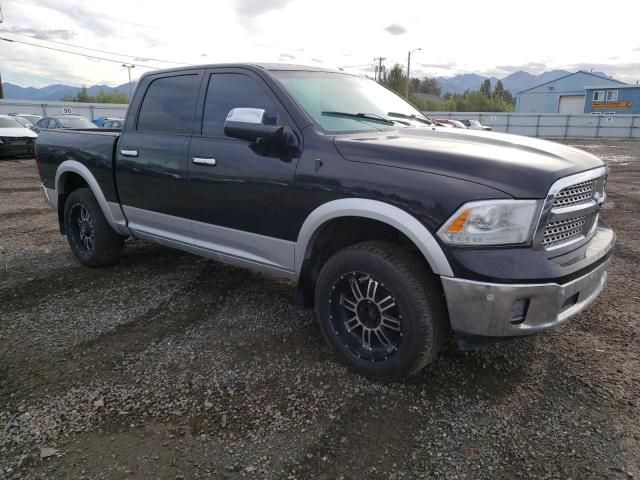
<box><xmin>0</xmin><ymin>30</ymin><xmax>192</xmax><ymax>66</ymax></box>
<box><xmin>0</xmin><ymin>36</ymin><xmax>161</xmax><ymax>69</ymax></box>
<box><xmin>16</xmin><ymin>0</ymin><xmax>156</xmax><ymax>29</ymax></box>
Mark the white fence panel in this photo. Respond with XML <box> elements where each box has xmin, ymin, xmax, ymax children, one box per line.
<box><xmin>0</xmin><ymin>99</ymin><xmax>128</xmax><ymax>120</ymax></box>
<box><xmin>2</xmin><ymin>101</ymin><xmax>639</xmax><ymax>138</ymax></box>
<box><xmin>425</xmin><ymin>112</ymin><xmax>640</xmax><ymax>139</ymax></box>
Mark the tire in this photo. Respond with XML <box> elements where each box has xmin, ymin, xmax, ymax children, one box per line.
<box><xmin>315</xmin><ymin>241</ymin><xmax>446</xmax><ymax>381</ymax></box>
<box><xmin>63</xmin><ymin>188</ymin><xmax>125</xmax><ymax>267</ymax></box>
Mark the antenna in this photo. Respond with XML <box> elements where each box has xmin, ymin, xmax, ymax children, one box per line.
<box><xmin>0</xmin><ymin>0</ymin><xmax>4</xmax><ymax>22</ymax></box>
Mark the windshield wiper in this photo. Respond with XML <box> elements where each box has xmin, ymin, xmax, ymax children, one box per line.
<box><xmin>387</xmin><ymin>112</ymin><xmax>433</xmax><ymax>125</ymax></box>
<box><xmin>321</xmin><ymin>111</ymin><xmax>395</xmax><ymax>126</ymax></box>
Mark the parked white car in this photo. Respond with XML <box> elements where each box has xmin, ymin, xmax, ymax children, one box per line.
<box><xmin>458</xmin><ymin>119</ymin><xmax>492</xmax><ymax>131</ymax></box>
<box><xmin>0</xmin><ymin>115</ymin><xmax>38</xmax><ymax>158</ymax></box>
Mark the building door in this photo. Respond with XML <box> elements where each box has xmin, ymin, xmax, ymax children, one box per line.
<box><xmin>558</xmin><ymin>95</ymin><xmax>585</xmax><ymax>114</ymax></box>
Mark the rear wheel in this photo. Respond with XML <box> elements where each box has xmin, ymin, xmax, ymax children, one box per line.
<box><xmin>315</xmin><ymin>241</ymin><xmax>446</xmax><ymax>381</ymax></box>
<box><xmin>63</xmin><ymin>188</ymin><xmax>125</xmax><ymax>267</ymax></box>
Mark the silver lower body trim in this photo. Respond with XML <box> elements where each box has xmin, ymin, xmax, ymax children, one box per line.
<box><xmin>122</xmin><ymin>205</ymin><xmax>296</xmax><ymax>280</ymax></box>
<box><xmin>441</xmin><ymin>260</ymin><xmax>609</xmax><ymax>337</ymax></box>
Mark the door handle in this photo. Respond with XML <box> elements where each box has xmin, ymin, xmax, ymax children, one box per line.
<box><xmin>120</xmin><ymin>149</ymin><xmax>138</xmax><ymax>157</ymax></box>
<box><xmin>193</xmin><ymin>157</ymin><xmax>217</xmax><ymax>166</ymax></box>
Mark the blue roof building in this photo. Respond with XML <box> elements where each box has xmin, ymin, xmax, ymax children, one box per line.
<box><xmin>584</xmin><ymin>85</ymin><xmax>640</xmax><ymax>114</ymax></box>
<box><xmin>515</xmin><ymin>71</ymin><xmax>626</xmax><ymax>113</ymax></box>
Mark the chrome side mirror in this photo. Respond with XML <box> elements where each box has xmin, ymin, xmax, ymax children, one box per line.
<box><xmin>224</xmin><ymin>108</ymin><xmax>297</xmax><ymax>147</ymax></box>
<box><xmin>226</xmin><ymin>108</ymin><xmax>267</xmax><ymax>124</ymax></box>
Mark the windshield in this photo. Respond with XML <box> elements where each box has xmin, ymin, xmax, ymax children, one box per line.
<box><xmin>273</xmin><ymin>71</ymin><xmax>431</xmax><ymax>134</ymax></box>
<box><xmin>57</xmin><ymin>117</ymin><xmax>97</xmax><ymax>129</ymax></box>
<box><xmin>0</xmin><ymin>118</ymin><xmax>24</xmax><ymax>128</ymax></box>
<box><xmin>21</xmin><ymin>115</ymin><xmax>41</xmax><ymax>123</ymax></box>
<box><xmin>14</xmin><ymin>117</ymin><xmax>34</xmax><ymax>127</ymax></box>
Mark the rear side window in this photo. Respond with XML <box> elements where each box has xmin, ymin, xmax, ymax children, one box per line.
<box><xmin>137</xmin><ymin>74</ymin><xmax>199</xmax><ymax>134</ymax></box>
<box><xmin>202</xmin><ymin>73</ymin><xmax>281</xmax><ymax>138</ymax></box>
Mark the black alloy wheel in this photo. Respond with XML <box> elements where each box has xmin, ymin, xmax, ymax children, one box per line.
<box><xmin>329</xmin><ymin>271</ymin><xmax>403</xmax><ymax>362</ymax></box>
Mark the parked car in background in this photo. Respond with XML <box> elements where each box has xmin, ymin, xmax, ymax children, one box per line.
<box><xmin>35</xmin><ymin>115</ymin><xmax>98</xmax><ymax>131</ymax></box>
<box><xmin>101</xmin><ymin>118</ymin><xmax>124</xmax><ymax>129</ymax></box>
<box><xmin>11</xmin><ymin>115</ymin><xmax>38</xmax><ymax>132</ymax></box>
<box><xmin>432</xmin><ymin>120</ymin><xmax>454</xmax><ymax>128</ymax></box>
<box><xmin>434</xmin><ymin>119</ymin><xmax>467</xmax><ymax>129</ymax></box>
<box><xmin>8</xmin><ymin>113</ymin><xmax>43</xmax><ymax>125</ymax></box>
<box><xmin>92</xmin><ymin>117</ymin><xmax>124</xmax><ymax>127</ymax></box>
<box><xmin>0</xmin><ymin>115</ymin><xmax>37</xmax><ymax>158</ymax></box>
<box><xmin>458</xmin><ymin>119</ymin><xmax>492</xmax><ymax>131</ymax></box>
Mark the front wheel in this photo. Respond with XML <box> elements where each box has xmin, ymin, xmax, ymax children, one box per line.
<box><xmin>63</xmin><ymin>188</ymin><xmax>125</xmax><ymax>267</ymax></box>
<box><xmin>315</xmin><ymin>241</ymin><xmax>446</xmax><ymax>381</ymax></box>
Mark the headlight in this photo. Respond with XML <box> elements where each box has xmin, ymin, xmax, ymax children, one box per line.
<box><xmin>438</xmin><ymin>200</ymin><xmax>541</xmax><ymax>246</ymax></box>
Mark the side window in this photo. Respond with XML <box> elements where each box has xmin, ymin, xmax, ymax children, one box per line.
<box><xmin>48</xmin><ymin>119</ymin><xmax>57</xmax><ymax>129</ymax></box>
<box><xmin>137</xmin><ymin>74</ymin><xmax>199</xmax><ymax>134</ymax></box>
<box><xmin>202</xmin><ymin>73</ymin><xmax>281</xmax><ymax>138</ymax></box>
<box><xmin>606</xmin><ymin>90</ymin><xmax>618</xmax><ymax>101</ymax></box>
<box><xmin>593</xmin><ymin>91</ymin><xmax>605</xmax><ymax>102</ymax></box>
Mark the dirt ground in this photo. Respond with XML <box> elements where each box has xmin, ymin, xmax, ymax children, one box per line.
<box><xmin>1</xmin><ymin>139</ymin><xmax>639</xmax><ymax>479</ymax></box>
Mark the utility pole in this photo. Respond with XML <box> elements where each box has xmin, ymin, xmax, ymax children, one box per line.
<box><xmin>122</xmin><ymin>64</ymin><xmax>135</xmax><ymax>100</ymax></box>
<box><xmin>374</xmin><ymin>57</ymin><xmax>386</xmax><ymax>83</ymax></box>
<box><xmin>405</xmin><ymin>48</ymin><xmax>421</xmax><ymax>98</ymax></box>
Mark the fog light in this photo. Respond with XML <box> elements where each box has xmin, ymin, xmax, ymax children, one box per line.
<box><xmin>511</xmin><ymin>298</ymin><xmax>530</xmax><ymax>325</ymax></box>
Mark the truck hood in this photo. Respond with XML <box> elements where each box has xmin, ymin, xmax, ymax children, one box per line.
<box><xmin>333</xmin><ymin>127</ymin><xmax>604</xmax><ymax>198</ymax></box>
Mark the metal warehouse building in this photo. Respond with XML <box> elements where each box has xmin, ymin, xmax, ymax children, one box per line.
<box><xmin>584</xmin><ymin>85</ymin><xmax>640</xmax><ymax>114</ymax></box>
<box><xmin>515</xmin><ymin>71</ymin><xmax>625</xmax><ymax>113</ymax></box>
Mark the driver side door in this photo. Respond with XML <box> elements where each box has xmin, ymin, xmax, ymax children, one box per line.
<box><xmin>187</xmin><ymin>68</ymin><xmax>300</xmax><ymax>274</ymax></box>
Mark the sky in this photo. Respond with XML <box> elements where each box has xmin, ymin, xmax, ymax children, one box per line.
<box><xmin>1</xmin><ymin>0</ymin><xmax>639</xmax><ymax>88</ymax></box>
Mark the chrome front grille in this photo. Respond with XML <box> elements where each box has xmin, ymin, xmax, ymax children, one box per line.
<box><xmin>553</xmin><ymin>180</ymin><xmax>595</xmax><ymax>208</ymax></box>
<box><xmin>535</xmin><ymin>167</ymin><xmax>607</xmax><ymax>253</ymax></box>
<box><xmin>542</xmin><ymin>216</ymin><xmax>588</xmax><ymax>248</ymax></box>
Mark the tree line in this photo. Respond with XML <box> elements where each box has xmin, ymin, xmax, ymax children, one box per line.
<box><xmin>62</xmin><ymin>86</ymin><xmax>128</xmax><ymax>104</ymax></box>
<box><xmin>381</xmin><ymin>63</ymin><xmax>514</xmax><ymax>112</ymax></box>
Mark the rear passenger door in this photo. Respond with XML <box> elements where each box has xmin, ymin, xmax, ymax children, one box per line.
<box><xmin>116</xmin><ymin>71</ymin><xmax>203</xmax><ymax>245</ymax></box>
<box><xmin>187</xmin><ymin>68</ymin><xmax>300</xmax><ymax>273</ymax></box>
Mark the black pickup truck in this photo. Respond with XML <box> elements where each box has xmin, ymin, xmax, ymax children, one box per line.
<box><xmin>36</xmin><ymin>63</ymin><xmax>614</xmax><ymax>380</ymax></box>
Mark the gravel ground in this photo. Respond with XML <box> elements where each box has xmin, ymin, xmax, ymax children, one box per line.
<box><xmin>1</xmin><ymin>139</ymin><xmax>639</xmax><ymax>479</ymax></box>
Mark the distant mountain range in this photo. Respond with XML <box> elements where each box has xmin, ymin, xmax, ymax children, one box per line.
<box><xmin>2</xmin><ymin>82</ymin><xmax>135</xmax><ymax>101</ymax></box>
<box><xmin>1</xmin><ymin>69</ymin><xmax>617</xmax><ymax>100</ymax></box>
<box><xmin>435</xmin><ymin>69</ymin><xmax>615</xmax><ymax>96</ymax></box>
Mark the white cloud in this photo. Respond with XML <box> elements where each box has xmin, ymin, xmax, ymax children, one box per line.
<box><xmin>1</xmin><ymin>0</ymin><xmax>639</xmax><ymax>87</ymax></box>
<box><xmin>384</xmin><ymin>23</ymin><xmax>407</xmax><ymax>36</ymax></box>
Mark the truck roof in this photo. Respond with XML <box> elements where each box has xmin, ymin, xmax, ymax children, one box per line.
<box><xmin>141</xmin><ymin>62</ymin><xmax>343</xmax><ymax>77</ymax></box>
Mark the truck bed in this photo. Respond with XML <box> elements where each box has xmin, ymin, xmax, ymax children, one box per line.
<box><xmin>37</xmin><ymin>128</ymin><xmax>121</xmax><ymax>206</ymax></box>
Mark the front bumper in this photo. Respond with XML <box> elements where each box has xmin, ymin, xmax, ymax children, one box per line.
<box><xmin>441</xmin><ymin>220</ymin><xmax>615</xmax><ymax>350</ymax></box>
<box><xmin>442</xmin><ymin>259</ymin><xmax>608</xmax><ymax>341</ymax></box>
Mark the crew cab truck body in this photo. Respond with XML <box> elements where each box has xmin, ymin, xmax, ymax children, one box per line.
<box><xmin>36</xmin><ymin>64</ymin><xmax>615</xmax><ymax>380</ymax></box>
